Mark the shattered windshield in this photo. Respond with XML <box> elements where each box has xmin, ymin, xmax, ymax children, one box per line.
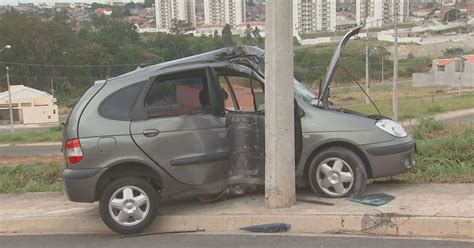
<box><xmin>293</xmin><ymin>79</ymin><xmax>317</xmax><ymax>105</ymax></box>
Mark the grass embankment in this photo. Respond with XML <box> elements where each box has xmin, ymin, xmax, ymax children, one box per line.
<box><xmin>0</xmin><ymin>126</ymin><xmax>63</xmax><ymax>144</ymax></box>
<box><xmin>343</xmin><ymin>94</ymin><xmax>474</xmax><ymax>120</ymax></box>
<box><xmin>332</xmin><ymin>83</ymin><xmax>474</xmax><ymax>120</ymax></box>
<box><xmin>373</xmin><ymin>118</ymin><xmax>474</xmax><ymax>184</ymax></box>
<box><xmin>0</xmin><ymin>162</ymin><xmax>62</xmax><ymax>193</ymax></box>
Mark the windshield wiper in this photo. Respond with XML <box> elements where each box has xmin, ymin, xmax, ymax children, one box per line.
<box><xmin>338</xmin><ymin>65</ymin><xmax>382</xmax><ymax>119</ymax></box>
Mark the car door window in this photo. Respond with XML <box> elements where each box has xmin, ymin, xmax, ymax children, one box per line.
<box><xmin>146</xmin><ymin>70</ymin><xmax>210</xmax><ymax>119</ymax></box>
<box><xmin>218</xmin><ymin>71</ymin><xmax>264</xmax><ymax>113</ymax></box>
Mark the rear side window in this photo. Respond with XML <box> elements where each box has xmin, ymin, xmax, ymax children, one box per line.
<box><xmin>145</xmin><ymin>70</ymin><xmax>209</xmax><ymax>119</ymax></box>
<box><xmin>99</xmin><ymin>83</ymin><xmax>143</xmax><ymax>120</ymax></box>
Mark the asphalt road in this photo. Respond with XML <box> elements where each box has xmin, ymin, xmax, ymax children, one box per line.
<box><xmin>0</xmin><ymin>234</ymin><xmax>472</xmax><ymax>248</ymax></box>
<box><xmin>444</xmin><ymin>113</ymin><xmax>474</xmax><ymax>124</ymax></box>
<box><xmin>0</xmin><ymin>144</ymin><xmax>62</xmax><ymax>156</ymax></box>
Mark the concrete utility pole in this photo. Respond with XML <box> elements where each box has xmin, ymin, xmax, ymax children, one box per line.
<box><xmin>393</xmin><ymin>11</ymin><xmax>399</xmax><ymax>121</ymax></box>
<box><xmin>264</xmin><ymin>0</ymin><xmax>295</xmax><ymax>208</ymax></box>
<box><xmin>458</xmin><ymin>51</ymin><xmax>463</xmax><ymax>96</ymax></box>
<box><xmin>5</xmin><ymin>67</ymin><xmax>14</xmax><ymax>133</ymax></box>
<box><xmin>50</xmin><ymin>78</ymin><xmax>55</xmax><ymax>97</ymax></box>
<box><xmin>365</xmin><ymin>28</ymin><xmax>370</xmax><ymax>104</ymax></box>
<box><xmin>381</xmin><ymin>54</ymin><xmax>384</xmax><ymax>84</ymax></box>
<box><xmin>364</xmin><ymin>1</ymin><xmax>370</xmax><ymax>104</ymax></box>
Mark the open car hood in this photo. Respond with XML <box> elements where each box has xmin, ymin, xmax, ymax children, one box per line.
<box><xmin>318</xmin><ymin>25</ymin><xmax>364</xmax><ymax>106</ymax></box>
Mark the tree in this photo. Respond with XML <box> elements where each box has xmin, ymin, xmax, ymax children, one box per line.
<box><xmin>221</xmin><ymin>24</ymin><xmax>235</xmax><ymax>47</ymax></box>
<box><xmin>169</xmin><ymin>19</ymin><xmax>194</xmax><ymax>35</ymax></box>
<box><xmin>123</xmin><ymin>9</ymin><xmax>132</xmax><ymax>17</ymax></box>
<box><xmin>252</xmin><ymin>26</ymin><xmax>264</xmax><ymax>48</ymax></box>
<box><xmin>144</xmin><ymin>0</ymin><xmax>154</xmax><ymax>8</ymax></box>
<box><xmin>111</xmin><ymin>7</ymin><xmax>124</xmax><ymax>18</ymax></box>
<box><xmin>444</xmin><ymin>47</ymin><xmax>464</xmax><ymax>57</ymax></box>
<box><xmin>242</xmin><ymin>24</ymin><xmax>254</xmax><ymax>45</ymax></box>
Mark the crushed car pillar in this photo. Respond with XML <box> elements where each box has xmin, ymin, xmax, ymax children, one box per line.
<box><xmin>264</xmin><ymin>0</ymin><xmax>296</xmax><ymax>208</ymax></box>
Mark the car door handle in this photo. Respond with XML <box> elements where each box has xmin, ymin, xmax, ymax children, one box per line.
<box><xmin>143</xmin><ymin>129</ymin><xmax>160</xmax><ymax>137</ymax></box>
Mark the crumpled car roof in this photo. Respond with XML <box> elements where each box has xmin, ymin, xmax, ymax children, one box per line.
<box><xmin>109</xmin><ymin>45</ymin><xmax>265</xmax><ymax>82</ymax></box>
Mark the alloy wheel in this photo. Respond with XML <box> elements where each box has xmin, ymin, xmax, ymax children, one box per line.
<box><xmin>108</xmin><ymin>186</ymin><xmax>150</xmax><ymax>227</ymax></box>
<box><xmin>315</xmin><ymin>157</ymin><xmax>354</xmax><ymax>197</ymax></box>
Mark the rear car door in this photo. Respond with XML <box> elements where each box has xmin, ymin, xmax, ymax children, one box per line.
<box><xmin>130</xmin><ymin>68</ymin><xmax>229</xmax><ymax>185</ymax></box>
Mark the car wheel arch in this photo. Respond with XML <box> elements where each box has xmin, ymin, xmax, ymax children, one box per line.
<box><xmin>303</xmin><ymin>141</ymin><xmax>373</xmax><ymax>181</ymax></box>
<box><xmin>95</xmin><ymin>162</ymin><xmax>163</xmax><ymax>201</ymax></box>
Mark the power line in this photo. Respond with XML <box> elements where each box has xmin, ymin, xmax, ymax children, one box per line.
<box><xmin>0</xmin><ymin>61</ymin><xmax>148</xmax><ymax>68</ymax></box>
<box><xmin>1</xmin><ymin>75</ymin><xmax>100</xmax><ymax>80</ymax></box>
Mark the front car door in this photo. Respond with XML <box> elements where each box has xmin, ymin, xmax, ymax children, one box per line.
<box><xmin>215</xmin><ymin>66</ymin><xmax>266</xmax><ymax>185</ymax></box>
<box><xmin>130</xmin><ymin>68</ymin><xmax>229</xmax><ymax>186</ymax></box>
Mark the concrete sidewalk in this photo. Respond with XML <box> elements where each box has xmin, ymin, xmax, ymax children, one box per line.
<box><xmin>0</xmin><ymin>184</ymin><xmax>472</xmax><ymax>239</ymax></box>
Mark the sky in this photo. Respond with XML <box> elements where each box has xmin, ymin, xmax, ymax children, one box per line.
<box><xmin>1</xmin><ymin>0</ymin><xmax>105</xmax><ymax>5</ymax></box>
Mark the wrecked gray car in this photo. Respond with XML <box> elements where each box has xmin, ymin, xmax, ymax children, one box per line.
<box><xmin>62</xmin><ymin>26</ymin><xmax>415</xmax><ymax>234</ymax></box>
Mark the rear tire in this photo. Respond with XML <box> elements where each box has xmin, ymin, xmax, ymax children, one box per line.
<box><xmin>99</xmin><ymin>177</ymin><xmax>158</xmax><ymax>235</ymax></box>
<box><xmin>308</xmin><ymin>147</ymin><xmax>367</xmax><ymax>198</ymax></box>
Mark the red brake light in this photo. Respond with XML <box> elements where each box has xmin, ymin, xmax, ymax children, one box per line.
<box><xmin>66</xmin><ymin>138</ymin><xmax>83</xmax><ymax>164</ymax></box>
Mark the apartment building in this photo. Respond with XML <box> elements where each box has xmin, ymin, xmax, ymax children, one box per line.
<box><xmin>355</xmin><ymin>0</ymin><xmax>410</xmax><ymax>27</ymax></box>
<box><xmin>155</xmin><ymin>0</ymin><xmax>196</xmax><ymax>30</ymax></box>
<box><xmin>293</xmin><ymin>0</ymin><xmax>337</xmax><ymax>34</ymax></box>
<box><xmin>203</xmin><ymin>0</ymin><xmax>246</xmax><ymax>26</ymax></box>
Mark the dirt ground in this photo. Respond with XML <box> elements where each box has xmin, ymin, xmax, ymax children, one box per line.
<box><xmin>0</xmin><ymin>155</ymin><xmax>64</xmax><ymax>167</ymax></box>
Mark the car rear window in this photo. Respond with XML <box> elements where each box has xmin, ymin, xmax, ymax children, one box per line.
<box><xmin>99</xmin><ymin>83</ymin><xmax>143</xmax><ymax>121</ymax></box>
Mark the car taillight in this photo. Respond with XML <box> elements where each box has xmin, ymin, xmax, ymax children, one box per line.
<box><xmin>66</xmin><ymin>138</ymin><xmax>83</xmax><ymax>164</ymax></box>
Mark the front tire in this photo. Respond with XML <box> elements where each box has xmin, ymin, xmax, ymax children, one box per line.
<box><xmin>308</xmin><ymin>147</ymin><xmax>367</xmax><ymax>198</ymax></box>
<box><xmin>99</xmin><ymin>177</ymin><xmax>158</xmax><ymax>235</ymax></box>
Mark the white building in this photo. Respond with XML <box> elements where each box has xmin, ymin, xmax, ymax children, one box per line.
<box><xmin>293</xmin><ymin>0</ymin><xmax>337</xmax><ymax>34</ymax></box>
<box><xmin>0</xmin><ymin>85</ymin><xmax>59</xmax><ymax>125</ymax></box>
<box><xmin>155</xmin><ymin>0</ymin><xmax>196</xmax><ymax>30</ymax></box>
<box><xmin>355</xmin><ymin>0</ymin><xmax>410</xmax><ymax>28</ymax></box>
<box><xmin>203</xmin><ymin>0</ymin><xmax>246</xmax><ymax>26</ymax></box>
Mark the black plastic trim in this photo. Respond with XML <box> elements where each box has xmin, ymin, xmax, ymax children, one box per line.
<box><xmin>62</xmin><ymin>168</ymin><xmax>102</xmax><ymax>180</ymax></box>
<box><xmin>170</xmin><ymin>151</ymin><xmax>230</xmax><ymax>166</ymax></box>
<box><xmin>367</xmin><ymin>140</ymin><xmax>416</xmax><ymax>156</ymax></box>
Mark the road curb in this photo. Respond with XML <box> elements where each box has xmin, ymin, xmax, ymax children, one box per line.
<box><xmin>1</xmin><ymin>213</ymin><xmax>472</xmax><ymax>239</ymax></box>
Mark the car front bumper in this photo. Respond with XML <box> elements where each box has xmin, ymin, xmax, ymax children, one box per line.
<box><xmin>62</xmin><ymin>168</ymin><xmax>103</xmax><ymax>203</ymax></box>
<box><xmin>360</xmin><ymin>136</ymin><xmax>416</xmax><ymax>178</ymax></box>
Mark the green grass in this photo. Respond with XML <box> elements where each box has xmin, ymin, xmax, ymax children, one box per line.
<box><xmin>0</xmin><ymin>126</ymin><xmax>63</xmax><ymax>144</ymax></box>
<box><xmin>0</xmin><ymin>163</ymin><xmax>62</xmax><ymax>193</ymax></box>
<box><xmin>373</xmin><ymin>121</ymin><xmax>474</xmax><ymax>184</ymax></box>
<box><xmin>411</xmin><ymin>117</ymin><xmax>445</xmax><ymax>140</ymax></box>
<box><xmin>340</xmin><ymin>94</ymin><xmax>474</xmax><ymax>121</ymax></box>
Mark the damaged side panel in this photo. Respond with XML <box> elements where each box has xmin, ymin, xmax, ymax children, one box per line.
<box><xmin>226</xmin><ymin>112</ymin><xmax>265</xmax><ymax>186</ymax></box>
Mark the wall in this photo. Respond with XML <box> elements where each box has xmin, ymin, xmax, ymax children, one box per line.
<box><xmin>412</xmin><ymin>62</ymin><xmax>474</xmax><ymax>88</ymax></box>
<box><xmin>22</xmin><ymin>105</ymin><xmax>59</xmax><ymax>124</ymax></box>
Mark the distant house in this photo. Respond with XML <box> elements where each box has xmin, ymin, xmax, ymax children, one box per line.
<box><xmin>0</xmin><ymin>85</ymin><xmax>59</xmax><ymax>125</ymax></box>
<box><xmin>95</xmin><ymin>8</ymin><xmax>113</xmax><ymax>16</ymax></box>
<box><xmin>412</xmin><ymin>55</ymin><xmax>474</xmax><ymax>88</ymax></box>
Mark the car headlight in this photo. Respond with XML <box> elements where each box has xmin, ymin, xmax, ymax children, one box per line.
<box><xmin>376</xmin><ymin>119</ymin><xmax>408</xmax><ymax>137</ymax></box>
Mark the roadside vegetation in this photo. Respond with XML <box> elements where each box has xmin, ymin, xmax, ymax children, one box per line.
<box><xmin>0</xmin><ymin>162</ymin><xmax>62</xmax><ymax>193</ymax></box>
<box><xmin>373</xmin><ymin>119</ymin><xmax>473</xmax><ymax>184</ymax></box>
<box><xmin>0</xmin><ymin>126</ymin><xmax>63</xmax><ymax>144</ymax></box>
<box><xmin>330</xmin><ymin>82</ymin><xmax>474</xmax><ymax>120</ymax></box>
<box><xmin>341</xmin><ymin>94</ymin><xmax>474</xmax><ymax>121</ymax></box>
